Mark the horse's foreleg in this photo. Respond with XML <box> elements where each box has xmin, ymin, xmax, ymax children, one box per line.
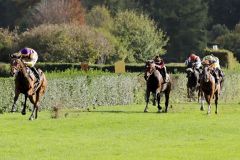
<box><xmin>34</xmin><ymin>93</ymin><xmax>41</xmax><ymax>119</ymax></box>
<box><xmin>152</xmin><ymin>92</ymin><xmax>156</xmax><ymax>106</ymax></box>
<box><xmin>11</xmin><ymin>90</ymin><xmax>20</xmax><ymax>112</ymax></box>
<box><xmin>164</xmin><ymin>93</ymin><xmax>169</xmax><ymax>113</ymax></box>
<box><xmin>215</xmin><ymin>92</ymin><xmax>219</xmax><ymax>114</ymax></box>
<box><xmin>187</xmin><ymin>87</ymin><xmax>190</xmax><ymax>98</ymax></box>
<box><xmin>144</xmin><ymin>90</ymin><xmax>150</xmax><ymax>112</ymax></box>
<box><xmin>28</xmin><ymin>96</ymin><xmax>36</xmax><ymax>120</ymax></box>
<box><xmin>205</xmin><ymin>95</ymin><xmax>211</xmax><ymax>114</ymax></box>
<box><xmin>21</xmin><ymin>94</ymin><xmax>28</xmax><ymax>115</ymax></box>
<box><xmin>200</xmin><ymin>90</ymin><xmax>205</xmax><ymax>111</ymax></box>
<box><xmin>157</xmin><ymin>92</ymin><xmax>162</xmax><ymax>113</ymax></box>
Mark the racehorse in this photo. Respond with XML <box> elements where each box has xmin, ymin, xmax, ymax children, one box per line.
<box><xmin>199</xmin><ymin>65</ymin><xmax>220</xmax><ymax>114</ymax></box>
<box><xmin>10</xmin><ymin>57</ymin><xmax>47</xmax><ymax>120</ymax></box>
<box><xmin>144</xmin><ymin>60</ymin><xmax>171</xmax><ymax>113</ymax></box>
<box><xmin>186</xmin><ymin>67</ymin><xmax>201</xmax><ymax>102</ymax></box>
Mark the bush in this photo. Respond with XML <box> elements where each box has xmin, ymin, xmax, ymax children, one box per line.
<box><xmin>0</xmin><ymin>28</ymin><xmax>16</xmax><ymax>62</ymax></box>
<box><xmin>17</xmin><ymin>24</ymin><xmax>115</xmax><ymax>63</ymax></box>
<box><xmin>0</xmin><ymin>63</ymin><xmax>10</xmax><ymax>77</ymax></box>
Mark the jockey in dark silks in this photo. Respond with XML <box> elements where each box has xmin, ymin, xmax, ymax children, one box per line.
<box><xmin>153</xmin><ymin>56</ymin><xmax>167</xmax><ymax>83</ymax></box>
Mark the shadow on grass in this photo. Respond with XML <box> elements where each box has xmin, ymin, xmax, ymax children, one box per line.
<box><xmin>86</xmin><ymin>110</ymin><xmax>167</xmax><ymax>114</ymax></box>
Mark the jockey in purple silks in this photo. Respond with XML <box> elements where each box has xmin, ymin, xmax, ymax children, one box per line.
<box><xmin>13</xmin><ymin>47</ymin><xmax>40</xmax><ymax>86</ymax></box>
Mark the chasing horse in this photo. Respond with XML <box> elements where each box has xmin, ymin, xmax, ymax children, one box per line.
<box><xmin>144</xmin><ymin>57</ymin><xmax>171</xmax><ymax>113</ymax></box>
<box><xmin>10</xmin><ymin>48</ymin><xmax>47</xmax><ymax>120</ymax></box>
<box><xmin>199</xmin><ymin>60</ymin><xmax>221</xmax><ymax>114</ymax></box>
<box><xmin>185</xmin><ymin>53</ymin><xmax>202</xmax><ymax>101</ymax></box>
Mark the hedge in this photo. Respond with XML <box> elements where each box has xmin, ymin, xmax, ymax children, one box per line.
<box><xmin>204</xmin><ymin>48</ymin><xmax>239</xmax><ymax>70</ymax></box>
<box><xmin>0</xmin><ymin>62</ymin><xmax>187</xmax><ymax>77</ymax></box>
<box><xmin>1</xmin><ymin>72</ymin><xmax>240</xmax><ymax>113</ymax></box>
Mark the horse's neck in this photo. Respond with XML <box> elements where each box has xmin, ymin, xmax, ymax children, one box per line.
<box><xmin>17</xmin><ymin>60</ymin><xmax>32</xmax><ymax>82</ymax></box>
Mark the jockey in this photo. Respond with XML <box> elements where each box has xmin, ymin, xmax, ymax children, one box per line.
<box><xmin>185</xmin><ymin>52</ymin><xmax>201</xmax><ymax>72</ymax></box>
<box><xmin>202</xmin><ymin>54</ymin><xmax>223</xmax><ymax>84</ymax></box>
<box><xmin>153</xmin><ymin>55</ymin><xmax>167</xmax><ymax>83</ymax></box>
<box><xmin>14</xmin><ymin>47</ymin><xmax>40</xmax><ymax>85</ymax></box>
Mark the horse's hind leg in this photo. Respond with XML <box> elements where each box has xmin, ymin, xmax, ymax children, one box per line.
<box><xmin>21</xmin><ymin>94</ymin><xmax>28</xmax><ymax>115</ymax></box>
<box><xmin>34</xmin><ymin>92</ymin><xmax>41</xmax><ymax>119</ymax></box>
<box><xmin>11</xmin><ymin>90</ymin><xmax>20</xmax><ymax>112</ymax></box>
<box><xmin>164</xmin><ymin>93</ymin><xmax>169</xmax><ymax>113</ymax></box>
<box><xmin>157</xmin><ymin>93</ymin><xmax>162</xmax><ymax>113</ymax></box>
<box><xmin>144</xmin><ymin>90</ymin><xmax>150</xmax><ymax>112</ymax></box>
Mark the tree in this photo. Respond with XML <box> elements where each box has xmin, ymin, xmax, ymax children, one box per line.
<box><xmin>26</xmin><ymin>0</ymin><xmax>85</xmax><ymax>27</ymax></box>
<box><xmin>208</xmin><ymin>24</ymin><xmax>230</xmax><ymax>42</ymax></box>
<box><xmin>113</xmin><ymin>10</ymin><xmax>168</xmax><ymax>63</ymax></box>
<box><xmin>0</xmin><ymin>0</ymin><xmax>40</xmax><ymax>29</ymax></box>
<box><xmin>216</xmin><ymin>24</ymin><xmax>240</xmax><ymax>61</ymax></box>
<box><xmin>208</xmin><ymin>0</ymin><xmax>240</xmax><ymax>29</ymax></box>
<box><xmin>138</xmin><ymin>0</ymin><xmax>209</xmax><ymax>61</ymax></box>
<box><xmin>86</xmin><ymin>6</ymin><xmax>113</xmax><ymax>30</ymax></box>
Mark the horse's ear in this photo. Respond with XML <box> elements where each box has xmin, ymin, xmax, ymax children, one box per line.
<box><xmin>9</xmin><ymin>54</ymin><xmax>14</xmax><ymax>59</ymax></box>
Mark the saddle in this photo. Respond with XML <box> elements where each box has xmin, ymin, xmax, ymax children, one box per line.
<box><xmin>26</xmin><ymin>67</ymin><xmax>41</xmax><ymax>92</ymax></box>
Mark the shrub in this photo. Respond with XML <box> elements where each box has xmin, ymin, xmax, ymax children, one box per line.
<box><xmin>0</xmin><ymin>28</ymin><xmax>16</xmax><ymax>62</ymax></box>
<box><xmin>17</xmin><ymin>24</ymin><xmax>115</xmax><ymax>63</ymax></box>
<box><xmin>113</xmin><ymin>10</ymin><xmax>168</xmax><ymax>63</ymax></box>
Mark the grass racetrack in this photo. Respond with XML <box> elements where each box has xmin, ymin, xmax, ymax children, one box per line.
<box><xmin>1</xmin><ymin>103</ymin><xmax>240</xmax><ymax>160</ymax></box>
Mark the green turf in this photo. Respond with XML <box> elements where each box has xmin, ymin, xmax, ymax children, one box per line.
<box><xmin>0</xmin><ymin>103</ymin><xmax>240</xmax><ymax>160</ymax></box>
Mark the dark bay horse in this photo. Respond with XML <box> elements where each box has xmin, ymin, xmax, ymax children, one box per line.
<box><xmin>199</xmin><ymin>65</ymin><xmax>220</xmax><ymax>114</ymax></box>
<box><xmin>186</xmin><ymin>67</ymin><xmax>201</xmax><ymax>102</ymax></box>
<box><xmin>10</xmin><ymin>57</ymin><xmax>47</xmax><ymax>120</ymax></box>
<box><xmin>144</xmin><ymin>60</ymin><xmax>171</xmax><ymax>113</ymax></box>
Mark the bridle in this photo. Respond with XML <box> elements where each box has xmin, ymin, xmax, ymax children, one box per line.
<box><xmin>202</xmin><ymin>65</ymin><xmax>211</xmax><ymax>83</ymax></box>
<box><xmin>144</xmin><ymin>61</ymin><xmax>156</xmax><ymax>81</ymax></box>
<box><xmin>10</xmin><ymin>58</ymin><xmax>23</xmax><ymax>76</ymax></box>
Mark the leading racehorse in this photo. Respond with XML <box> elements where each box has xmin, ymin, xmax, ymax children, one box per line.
<box><xmin>199</xmin><ymin>65</ymin><xmax>220</xmax><ymax>114</ymax></box>
<box><xmin>10</xmin><ymin>56</ymin><xmax>47</xmax><ymax>120</ymax></box>
<box><xmin>144</xmin><ymin>60</ymin><xmax>171</xmax><ymax>113</ymax></box>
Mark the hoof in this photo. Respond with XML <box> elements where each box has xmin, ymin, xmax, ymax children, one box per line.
<box><xmin>10</xmin><ymin>109</ymin><xmax>17</xmax><ymax>113</ymax></box>
<box><xmin>157</xmin><ymin>110</ymin><xmax>162</xmax><ymax>113</ymax></box>
<box><xmin>215</xmin><ymin>111</ymin><xmax>218</xmax><ymax>114</ymax></box>
<box><xmin>21</xmin><ymin>111</ymin><xmax>26</xmax><ymax>115</ymax></box>
<box><xmin>29</xmin><ymin>117</ymin><xmax>34</xmax><ymax>121</ymax></box>
<box><xmin>144</xmin><ymin>109</ymin><xmax>148</xmax><ymax>113</ymax></box>
<box><xmin>200</xmin><ymin>107</ymin><xmax>205</xmax><ymax>111</ymax></box>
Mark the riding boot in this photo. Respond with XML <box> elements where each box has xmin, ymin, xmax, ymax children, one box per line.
<box><xmin>214</xmin><ymin>70</ymin><xmax>219</xmax><ymax>84</ymax></box>
<box><xmin>31</xmin><ymin>67</ymin><xmax>40</xmax><ymax>91</ymax></box>
<box><xmin>162</xmin><ymin>67</ymin><xmax>167</xmax><ymax>83</ymax></box>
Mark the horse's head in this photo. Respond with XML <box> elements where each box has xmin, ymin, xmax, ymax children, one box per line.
<box><xmin>185</xmin><ymin>68</ymin><xmax>194</xmax><ymax>78</ymax></box>
<box><xmin>10</xmin><ymin>58</ymin><xmax>22</xmax><ymax>77</ymax></box>
<box><xmin>144</xmin><ymin>60</ymin><xmax>155</xmax><ymax>81</ymax></box>
<box><xmin>202</xmin><ymin>65</ymin><xmax>211</xmax><ymax>83</ymax></box>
